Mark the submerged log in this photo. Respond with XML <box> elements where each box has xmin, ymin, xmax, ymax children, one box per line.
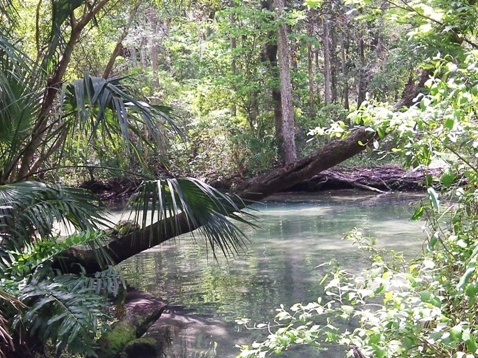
<box><xmin>95</xmin><ymin>290</ymin><xmax>168</xmax><ymax>358</ymax></box>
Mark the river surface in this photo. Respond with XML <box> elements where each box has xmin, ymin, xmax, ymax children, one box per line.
<box><xmin>118</xmin><ymin>191</ymin><xmax>425</xmax><ymax>358</ymax></box>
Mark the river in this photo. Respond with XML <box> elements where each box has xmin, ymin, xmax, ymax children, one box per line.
<box><xmin>118</xmin><ymin>191</ymin><xmax>425</xmax><ymax>357</ymax></box>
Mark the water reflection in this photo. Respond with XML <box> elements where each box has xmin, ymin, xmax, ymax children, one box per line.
<box><xmin>119</xmin><ymin>191</ymin><xmax>425</xmax><ymax>357</ymax></box>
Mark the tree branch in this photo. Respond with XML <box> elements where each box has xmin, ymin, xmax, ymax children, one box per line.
<box><xmin>17</xmin><ymin>0</ymin><xmax>111</xmax><ymax>181</ymax></box>
<box><xmin>103</xmin><ymin>1</ymin><xmax>142</xmax><ymax>79</ymax></box>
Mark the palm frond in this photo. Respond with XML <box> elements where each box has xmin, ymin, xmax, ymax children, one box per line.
<box><xmin>0</xmin><ymin>182</ymin><xmax>112</xmax><ymax>249</ymax></box>
<box><xmin>0</xmin><ymin>1</ymin><xmax>17</xmax><ymax>25</ymax></box>
<box><xmin>62</xmin><ymin>74</ymin><xmax>182</xmax><ymax>147</ymax></box>
<box><xmin>0</xmin><ymin>38</ymin><xmax>42</xmax><ymax>183</ymax></box>
<box><xmin>130</xmin><ymin>177</ymin><xmax>254</xmax><ymax>258</ymax></box>
<box><xmin>52</xmin><ymin>74</ymin><xmax>184</xmax><ymax>176</ymax></box>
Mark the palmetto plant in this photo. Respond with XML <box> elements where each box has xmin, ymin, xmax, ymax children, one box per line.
<box><xmin>0</xmin><ymin>182</ymin><xmax>119</xmax><ymax>356</ymax></box>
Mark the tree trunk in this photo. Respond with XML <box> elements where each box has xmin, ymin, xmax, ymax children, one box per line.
<box><xmin>322</xmin><ymin>14</ymin><xmax>332</xmax><ymax>105</ymax></box>
<box><xmin>275</xmin><ymin>0</ymin><xmax>297</xmax><ymax>164</ymax></box>
<box><xmin>103</xmin><ymin>1</ymin><xmax>141</xmax><ymax>79</ymax></box>
<box><xmin>261</xmin><ymin>0</ymin><xmax>283</xmax><ymax>159</ymax></box>
<box><xmin>395</xmin><ymin>69</ymin><xmax>431</xmax><ymax>109</ymax></box>
<box><xmin>230</xmin><ymin>6</ymin><xmax>237</xmax><ymax>117</ymax></box>
<box><xmin>330</xmin><ymin>21</ymin><xmax>338</xmax><ymax>102</ymax></box>
<box><xmin>306</xmin><ymin>9</ymin><xmax>316</xmax><ymax>117</ymax></box>
<box><xmin>357</xmin><ymin>30</ymin><xmax>367</xmax><ymax>108</ymax></box>
<box><xmin>341</xmin><ymin>36</ymin><xmax>350</xmax><ymax>110</ymax></box>
<box><xmin>96</xmin><ymin>290</ymin><xmax>167</xmax><ymax>358</ymax></box>
<box><xmin>150</xmin><ymin>10</ymin><xmax>160</xmax><ymax>91</ymax></box>
<box><xmin>140</xmin><ymin>36</ymin><xmax>147</xmax><ymax>69</ymax></box>
<box><xmin>315</xmin><ymin>46</ymin><xmax>321</xmax><ymax>104</ymax></box>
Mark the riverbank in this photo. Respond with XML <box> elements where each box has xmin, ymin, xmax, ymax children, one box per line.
<box><xmin>81</xmin><ymin>165</ymin><xmax>433</xmax><ymax>203</ymax></box>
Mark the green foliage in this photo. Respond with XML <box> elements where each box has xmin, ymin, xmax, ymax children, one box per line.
<box><xmin>0</xmin><ymin>181</ymin><xmax>125</xmax><ymax>356</ymax></box>
<box><xmin>17</xmin><ymin>272</ymin><xmax>111</xmax><ymax>356</ymax></box>
<box><xmin>0</xmin><ymin>181</ymin><xmax>110</xmax><ymax>246</ymax></box>
<box><xmin>1</xmin><ymin>2</ymin><xmax>261</xmax><ymax>357</ymax></box>
<box><xmin>60</xmin><ymin>73</ymin><xmax>180</xmax><ymax>175</ymax></box>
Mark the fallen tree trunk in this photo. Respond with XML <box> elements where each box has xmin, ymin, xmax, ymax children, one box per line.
<box><xmin>234</xmin><ymin>127</ymin><xmax>377</xmax><ymax>200</ymax></box>
<box><xmin>57</xmin><ymin>127</ymin><xmax>376</xmax><ymax>273</ymax></box>
<box><xmin>289</xmin><ymin>165</ymin><xmax>437</xmax><ymax>193</ymax></box>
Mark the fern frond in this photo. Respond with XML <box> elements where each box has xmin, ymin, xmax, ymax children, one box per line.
<box><xmin>18</xmin><ymin>273</ymin><xmax>111</xmax><ymax>355</ymax></box>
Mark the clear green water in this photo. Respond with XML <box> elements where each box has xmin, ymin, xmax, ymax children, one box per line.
<box><xmin>119</xmin><ymin>191</ymin><xmax>425</xmax><ymax>357</ymax></box>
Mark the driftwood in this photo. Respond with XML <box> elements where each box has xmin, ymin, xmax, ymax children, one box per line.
<box><xmin>289</xmin><ymin>165</ymin><xmax>437</xmax><ymax>193</ymax></box>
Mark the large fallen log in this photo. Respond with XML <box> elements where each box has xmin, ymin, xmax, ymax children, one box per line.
<box><xmin>234</xmin><ymin>127</ymin><xmax>377</xmax><ymax>200</ymax></box>
<box><xmin>289</xmin><ymin>165</ymin><xmax>437</xmax><ymax>193</ymax></box>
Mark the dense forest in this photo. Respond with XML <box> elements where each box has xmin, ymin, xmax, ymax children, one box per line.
<box><xmin>1</xmin><ymin>0</ymin><xmax>478</xmax><ymax>357</ymax></box>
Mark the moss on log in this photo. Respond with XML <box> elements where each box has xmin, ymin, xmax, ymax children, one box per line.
<box><xmin>95</xmin><ymin>290</ymin><xmax>167</xmax><ymax>358</ymax></box>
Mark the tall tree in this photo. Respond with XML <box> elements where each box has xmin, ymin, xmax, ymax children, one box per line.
<box><xmin>275</xmin><ymin>0</ymin><xmax>297</xmax><ymax>164</ymax></box>
<box><xmin>321</xmin><ymin>12</ymin><xmax>332</xmax><ymax>105</ymax></box>
<box><xmin>306</xmin><ymin>9</ymin><xmax>317</xmax><ymax>116</ymax></box>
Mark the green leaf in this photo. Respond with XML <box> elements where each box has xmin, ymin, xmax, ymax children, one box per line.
<box><xmin>459</xmin><ymin>267</ymin><xmax>476</xmax><ymax>290</ymax></box>
<box><xmin>304</xmin><ymin>0</ymin><xmax>323</xmax><ymax>7</ymax></box>
<box><xmin>440</xmin><ymin>172</ymin><xmax>456</xmax><ymax>188</ymax></box>
<box><xmin>444</xmin><ymin>118</ymin><xmax>455</xmax><ymax>130</ymax></box>
<box><xmin>52</xmin><ymin>0</ymin><xmax>84</xmax><ymax>33</ymax></box>
<box><xmin>420</xmin><ymin>290</ymin><xmax>431</xmax><ymax>302</ymax></box>
<box><xmin>465</xmin><ymin>333</ymin><xmax>478</xmax><ymax>352</ymax></box>
<box><xmin>465</xmin><ymin>283</ymin><xmax>478</xmax><ymax>298</ymax></box>
<box><xmin>411</xmin><ymin>206</ymin><xmax>424</xmax><ymax>220</ymax></box>
<box><xmin>427</xmin><ymin>188</ymin><xmax>440</xmax><ymax>212</ymax></box>
<box><xmin>450</xmin><ymin>325</ymin><xmax>463</xmax><ymax>340</ymax></box>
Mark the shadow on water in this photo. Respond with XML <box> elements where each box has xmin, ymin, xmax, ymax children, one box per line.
<box><xmin>119</xmin><ymin>191</ymin><xmax>426</xmax><ymax>357</ymax></box>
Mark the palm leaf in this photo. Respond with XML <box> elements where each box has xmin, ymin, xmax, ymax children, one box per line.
<box><xmin>0</xmin><ymin>182</ymin><xmax>112</xmax><ymax>250</ymax></box>
<box><xmin>0</xmin><ymin>38</ymin><xmax>43</xmax><ymax>183</ymax></box>
<box><xmin>58</xmin><ymin>74</ymin><xmax>183</xmax><ymax>173</ymax></box>
<box><xmin>0</xmin><ymin>1</ymin><xmax>17</xmax><ymax>25</ymax></box>
<box><xmin>129</xmin><ymin>177</ymin><xmax>254</xmax><ymax>258</ymax></box>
